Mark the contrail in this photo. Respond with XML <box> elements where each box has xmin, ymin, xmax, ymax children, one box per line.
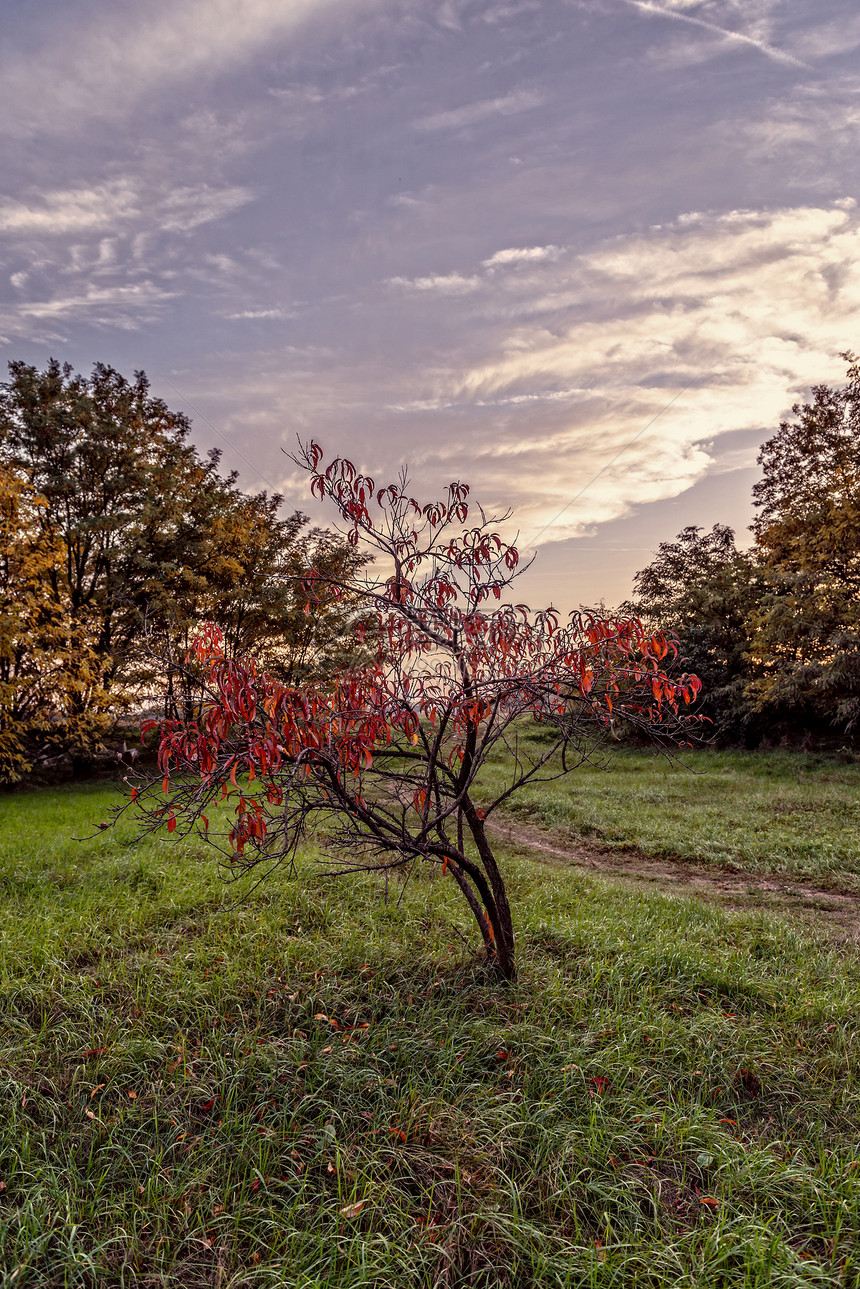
<box><xmin>159</xmin><ymin>376</ymin><xmax>281</xmax><ymax>493</ymax></box>
<box><xmin>626</xmin><ymin>0</ymin><xmax>809</xmax><ymax>70</ymax></box>
<box><xmin>527</xmin><ymin>375</ymin><xmax>699</xmax><ymax>548</ymax></box>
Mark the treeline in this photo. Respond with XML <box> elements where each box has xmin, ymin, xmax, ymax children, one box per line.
<box><xmin>627</xmin><ymin>353</ymin><xmax>860</xmax><ymax>746</ymax></box>
<box><xmin>0</xmin><ymin>360</ymin><xmax>368</xmax><ymax>783</ymax></box>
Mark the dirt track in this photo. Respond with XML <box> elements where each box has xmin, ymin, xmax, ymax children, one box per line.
<box><xmin>489</xmin><ymin>815</ymin><xmax>860</xmax><ymax>948</ymax></box>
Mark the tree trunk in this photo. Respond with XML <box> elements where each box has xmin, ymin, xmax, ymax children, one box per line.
<box><xmin>70</xmin><ymin>753</ymin><xmax>94</xmax><ymax>780</ymax></box>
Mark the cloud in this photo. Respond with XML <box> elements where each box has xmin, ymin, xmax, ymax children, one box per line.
<box><xmin>387</xmin><ymin>272</ymin><xmax>481</xmax><ymax>293</ymax></box>
<box><xmin>257</xmin><ymin>202</ymin><xmax>857</xmax><ymax>552</ymax></box>
<box><xmin>742</xmin><ymin>84</ymin><xmax>860</xmax><ymax>170</ymax></box>
<box><xmin>0</xmin><ymin>180</ymin><xmax>255</xmax><ymax>239</ymax></box>
<box><xmin>190</xmin><ymin>202</ymin><xmax>859</xmax><ymax>588</ymax></box>
<box><xmin>0</xmin><ymin>181</ymin><xmax>140</xmax><ymax>235</ymax></box>
<box><xmin>784</xmin><ymin>11</ymin><xmax>860</xmax><ymax>61</ymax></box>
<box><xmin>17</xmin><ymin>281</ymin><xmax>178</xmax><ymax>324</ymax></box>
<box><xmin>407</xmin><ymin>204</ymin><xmax>860</xmax><ymax>542</ymax></box>
<box><xmin>483</xmin><ymin>245</ymin><xmax>560</xmax><ymax>268</ymax></box>
<box><xmin>0</xmin><ymin>0</ymin><xmax>359</xmax><ymax>136</ymax></box>
<box><xmin>415</xmin><ymin>89</ymin><xmax>543</xmax><ymax>132</ymax></box>
<box><xmin>227</xmin><ymin>307</ymin><xmax>292</xmax><ymax>319</ymax></box>
<box><xmin>158</xmin><ymin>185</ymin><xmax>256</xmax><ymax>232</ymax></box>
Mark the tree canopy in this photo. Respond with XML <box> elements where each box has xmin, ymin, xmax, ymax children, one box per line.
<box><xmin>0</xmin><ymin>360</ymin><xmax>367</xmax><ymax>780</ymax></box>
<box><xmin>630</xmin><ymin>353</ymin><xmax>860</xmax><ymax>745</ymax></box>
<box><xmin>626</xmin><ymin>524</ymin><xmax>759</xmax><ymax>742</ymax></box>
<box><xmin>749</xmin><ymin>353</ymin><xmax>860</xmax><ymax>733</ymax></box>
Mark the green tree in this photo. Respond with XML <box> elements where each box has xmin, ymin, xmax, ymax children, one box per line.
<box><xmin>627</xmin><ymin>524</ymin><xmax>759</xmax><ymax>741</ymax></box>
<box><xmin>0</xmin><ymin>360</ymin><xmax>368</xmax><ymax>776</ymax></box>
<box><xmin>749</xmin><ymin>353</ymin><xmax>860</xmax><ymax>736</ymax></box>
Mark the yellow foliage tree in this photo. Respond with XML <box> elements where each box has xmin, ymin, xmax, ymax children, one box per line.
<box><xmin>0</xmin><ymin>463</ymin><xmax>113</xmax><ymax>782</ymax></box>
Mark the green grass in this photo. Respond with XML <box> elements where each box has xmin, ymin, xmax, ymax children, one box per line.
<box><xmin>479</xmin><ymin>742</ymin><xmax>860</xmax><ymax>887</ymax></box>
<box><xmin>0</xmin><ymin>780</ymin><xmax>859</xmax><ymax>1287</ymax></box>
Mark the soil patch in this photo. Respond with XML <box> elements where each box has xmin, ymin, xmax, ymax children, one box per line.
<box><xmin>489</xmin><ymin>816</ymin><xmax>860</xmax><ymax>948</ymax></box>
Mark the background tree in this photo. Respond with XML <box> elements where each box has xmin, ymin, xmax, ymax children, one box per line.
<box><xmin>626</xmin><ymin>524</ymin><xmax>760</xmax><ymax>742</ymax></box>
<box><xmin>0</xmin><ymin>462</ymin><xmax>114</xmax><ymax>780</ymax></box>
<box><xmin>120</xmin><ymin>446</ymin><xmax>701</xmax><ymax>981</ymax></box>
<box><xmin>749</xmin><ymin>353</ymin><xmax>860</xmax><ymax>737</ymax></box>
<box><xmin>0</xmin><ymin>360</ymin><xmax>368</xmax><ymax>777</ymax></box>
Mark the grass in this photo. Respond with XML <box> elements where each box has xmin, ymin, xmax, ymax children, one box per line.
<box><xmin>478</xmin><ymin>741</ymin><xmax>860</xmax><ymax>887</ymax></box>
<box><xmin>0</xmin><ymin>778</ymin><xmax>859</xmax><ymax>1287</ymax></box>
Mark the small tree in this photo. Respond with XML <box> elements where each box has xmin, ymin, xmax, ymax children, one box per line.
<box><xmin>123</xmin><ymin>445</ymin><xmax>701</xmax><ymax>980</ymax></box>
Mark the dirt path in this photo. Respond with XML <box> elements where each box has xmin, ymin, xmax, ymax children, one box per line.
<box><xmin>488</xmin><ymin>815</ymin><xmax>860</xmax><ymax>948</ymax></box>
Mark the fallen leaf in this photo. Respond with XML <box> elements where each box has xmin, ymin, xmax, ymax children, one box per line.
<box><xmin>127</xmin><ymin>1090</ymin><xmax>137</xmax><ymax>1100</ymax></box>
<box><xmin>699</xmin><ymin>1197</ymin><xmax>720</xmax><ymax>1208</ymax></box>
<box><xmin>321</xmin><ymin>1045</ymin><xmax>332</xmax><ymax>1054</ymax></box>
<box><xmin>495</xmin><ymin>1050</ymin><xmax>509</xmax><ymax>1062</ymax></box>
<box><xmin>89</xmin><ymin>1084</ymin><xmax>106</xmax><ymax>1099</ymax></box>
<box><xmin>340</xmin><ymin>1199</ymin><xmax>368</xmax><ymax>1218</ymax></box>
<box><xmin>85</xmin><ymin>1109</ymin><xmax>95</xmax><ymax>1119</ymax></box>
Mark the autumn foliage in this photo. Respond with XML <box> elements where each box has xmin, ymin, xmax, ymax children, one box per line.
<box><xmin>124</xmin><ymin>444</ymin><xmax>701</xmax><ymax>980</ymax></box>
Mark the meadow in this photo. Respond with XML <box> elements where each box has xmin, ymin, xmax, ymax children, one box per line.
<box><xmin>0</xmin><ymin>751</ymin><xmax>858</xmax><ymax>1288</ymax></box>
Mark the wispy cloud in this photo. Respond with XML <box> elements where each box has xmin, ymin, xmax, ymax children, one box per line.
<box><xmin>625</xmin><ymin>0</ymin><xmax>808</xmax><ymax>69</ymax></box>
<box><xmin>18</xmin><ymin>281</ymin><xmax>178</xmax><ymax>324</ymax></box>
<box><xmin>785</xmin><ymin>11</ymin><xmax>860</xmax><ymax>60</ymax></box>
<box><xmin>415</xmin><ymin>89</ymin><xmax>543</xmax><ymax>132</ymax></box>
<box><xmin>159</xmin><ymin>186</ymin><xmax>256</xmax><ymax>232</ymax></box>
<box><xmin>227</xmin><ymin>307</ymin><xmax>292</xmax><ymax>319</ymax></box>
<box><xmin>742</xmin><ymin>85</ymin><xmax>860</xmax><ymax>172</ymax></box>
<box><xmin>483</xmin><ymin>245</ymin><xmax>560</xmax><ymax>268</ymax></box>
<box><xmin>1</xmin><ymin>0</ymin><xmax>357</xmax><ymax>136</ymax></box>
<box><xmin>387</xmin><ymin>272</ymin><xmax>481</xmax><ymax>293</ymax></box>
<box><xmin>0</xmin><ymin>180</ymin><xmax>255</xmax><ymax>238</ymax></box>
<box><xmin>0</xmin><ymin>181</ymin><xmax>140</xmax><ymax>235</ymax></box>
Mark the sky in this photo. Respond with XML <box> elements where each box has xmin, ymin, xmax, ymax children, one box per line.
<box><xmin>1</xmin><ymin>0</ymin><xmax>859</xmax><ymax>609</ymax></box>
